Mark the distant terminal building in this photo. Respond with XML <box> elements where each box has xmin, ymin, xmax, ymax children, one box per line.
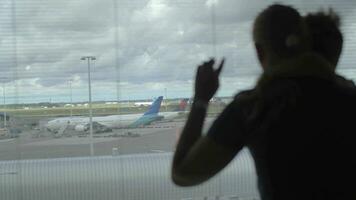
<box><xmin>134</xmin><ymin>101</ymin><xmax>152</xmax><ymax>107</ymax></box>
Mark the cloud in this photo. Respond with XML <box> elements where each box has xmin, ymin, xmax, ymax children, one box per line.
<box><xmin>1</xmin><ymin>0</ymin><xmax>356</xmax><ymax>102</ymax></box>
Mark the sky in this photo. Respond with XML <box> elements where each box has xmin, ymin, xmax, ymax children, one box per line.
<box><xmin>1</xmin><ymin>0</ymin><xmax>356</xmax><ymax>103</ymax></box>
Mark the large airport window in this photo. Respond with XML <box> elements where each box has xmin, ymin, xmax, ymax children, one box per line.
<box><xmin>0</xmin><ymin>0</ymin><xmax>356</xmax><ymax>199</ymax></box>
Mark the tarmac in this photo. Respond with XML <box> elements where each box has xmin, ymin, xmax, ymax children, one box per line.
<box><xmin>0</xmin><ymin>118</ymin><xmax>214</xmax><ymax>161</ymax></box>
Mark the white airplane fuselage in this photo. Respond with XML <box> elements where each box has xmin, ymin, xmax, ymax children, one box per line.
<box><xmin>46</xmin><ymin>113</ymin><xmax>144</xmax><ymax>132</ymax></box>
<box><xmin>45</xmin><ymin>97</ymin><xmax>164</xmax><ymax>132</ymax></box>
<box><xmin>159</xmin><ymin>111</ymin><xmax>187</xmax><ymax>122</ymax></box>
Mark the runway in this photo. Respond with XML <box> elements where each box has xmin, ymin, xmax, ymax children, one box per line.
<box><xmin>0</xmin><ymin>126</ymin><xmax>177</xmax><ymax>160</ymax></box>
<box><xmin>0</xmin><ymin>116</ymin><xmax>216</xmax><ymax>161</ymax></box>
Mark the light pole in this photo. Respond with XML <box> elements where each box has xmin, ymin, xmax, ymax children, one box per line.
<box><xmin>69</xmin><ymin>80</ymin><xmax>73</xmax><ymax>117</ymax></box>
<box><xmin>2</xmin><ymin>82</ymin><xmax>6</xmax><ymax>128</ymax></box>
<box><xmin>81</xmin><ymin>56</ymin><xmax>96</xmax><ymax>156</ymax></box>
<box><xmin>164</xmin><ymin>88</ymin><xmax>167</xmax><ymax>112</ymax></box>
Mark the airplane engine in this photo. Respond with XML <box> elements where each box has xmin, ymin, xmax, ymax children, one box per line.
<box><xmin>74</xmin><ymin>124</ymin><xmax>88</xmax><ymax>132</ymax></box>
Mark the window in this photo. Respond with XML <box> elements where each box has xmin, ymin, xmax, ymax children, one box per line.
<box><xmin>0</xmin><ymin>0</ymin><xmax>355</xmax><ymax>199</ymax></box>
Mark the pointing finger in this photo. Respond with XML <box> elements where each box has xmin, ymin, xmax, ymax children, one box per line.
<box><xmin>215</xmin><ymin>58</ymin><xmax>225</xmax><ymax>75</ymax></box>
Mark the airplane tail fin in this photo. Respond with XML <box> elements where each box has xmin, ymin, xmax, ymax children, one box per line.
<box><xmin>174</xmin><ymin>98</ymin><xmax>189</xmax><ymax>111</ymax></box>
<box><xmin>128</xmin><ymin>96</ymin><xmax>163</xmax><ymax>128</ymax></box>
<box><xmin>143</xmin><ymin>96</ymin><xmax>163</xmax><ymax>116</ymax></box>
<box><xmin>179</xmin><ymin>98</ymin><xmax>188</xmax><ymax>111</ymax></box>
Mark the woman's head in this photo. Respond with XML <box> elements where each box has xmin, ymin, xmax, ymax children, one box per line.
<box><xmin>253</xmin><ymin>4</ymin><xmax>310</xmax><ymax>69</ymax></box>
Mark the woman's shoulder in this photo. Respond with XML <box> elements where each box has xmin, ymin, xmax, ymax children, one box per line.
<box><xmin>234</xmin><ymin>89</ymin><xmax>256</xmax><ymax>99</ymax></box>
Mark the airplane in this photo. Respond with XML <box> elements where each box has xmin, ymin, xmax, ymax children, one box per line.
<box><xmin>45</xmin><ymin>96</ymin><xmax>164</xmax><ymax>133</ymax></box>
<box><xmin>0</xmin><ymin>148</ymin><xmax>260</xmax><ymax>200</ymax></box>
<box><xmin>158</xmin><ymin>98</ymin><xmax>189</xmax><ymax>122</ymax></box>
